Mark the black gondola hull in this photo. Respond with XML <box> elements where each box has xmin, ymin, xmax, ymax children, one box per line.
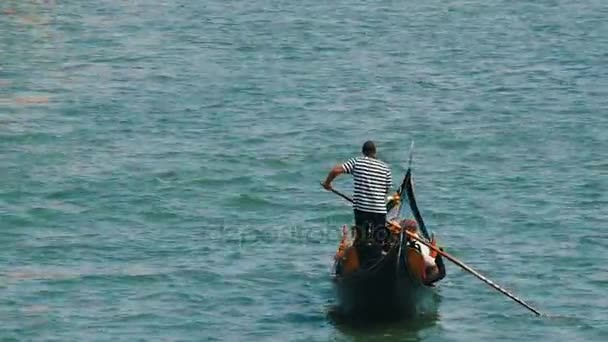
<box><xmin>332</xmin><ymin>243</ymin><xmax>443</xmax><ymax>318</ymax></box>
<box><xmin>331</xmin><ymin>165</ymin><xmax>445</xmax><ymax>318</ymax></box>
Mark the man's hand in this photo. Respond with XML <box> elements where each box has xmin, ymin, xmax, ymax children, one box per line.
<box><xmin>322</xmin><ymin>165</ymin><xmax>344</xmax><ymax>191</ymax></box>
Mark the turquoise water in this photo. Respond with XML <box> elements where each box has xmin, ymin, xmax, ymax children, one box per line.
<box><xmin>1</xmin><ymin>0</ymin><xmax>607</xmax><ymax>340</ymax></box>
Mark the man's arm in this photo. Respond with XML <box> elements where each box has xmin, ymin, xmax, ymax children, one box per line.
<box><xmin>386</xmin><ymin>169</ymin><xmax>392</xmax><ymax>196</ymax></box>
<box><xmin>322</xmin><ymin>165</ymin><xmax>345</xmax><ymax>190</ymax></box>
<box><xmin>323</xmin><ymin>158</ymin><xmax>355</xmax><ymax>190</ymax></box>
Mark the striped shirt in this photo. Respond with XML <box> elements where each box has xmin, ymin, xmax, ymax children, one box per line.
<box><xmin>342</xmin><ymin>156</ymin><xmax>392</xmax><ymax>214</ymax></box>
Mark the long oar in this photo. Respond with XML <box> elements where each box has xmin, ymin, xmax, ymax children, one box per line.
<box><xmin>323</xmin><ymin>184</ymin><xmax>544</xmax><ymax>316</ymax></box>
<box><xmin>388</xmin><ymin>221</ymin><xmax>544</xmax><ymax>316</ymax></box>
<box><xmin>321</xmin><ymin>183</ymin><xmax>353</xmax><ymax>204</ymax></box>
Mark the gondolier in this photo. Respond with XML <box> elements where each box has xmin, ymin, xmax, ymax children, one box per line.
<box><xmin>322</xmin><ymin>140</ymin><xmax>392</xmax><ymax>234</ymax></box>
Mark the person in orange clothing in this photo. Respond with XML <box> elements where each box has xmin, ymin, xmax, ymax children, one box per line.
<box><xmin>400</xmin><ymin>219</ymin><xmax>445</xmax><ymax>285</ymax></box>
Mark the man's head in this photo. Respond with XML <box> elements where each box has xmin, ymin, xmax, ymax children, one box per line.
<box><xmin>361</xmin><ymin>140</ymin><xmax>376</xmax><ymax>157</ymax></box>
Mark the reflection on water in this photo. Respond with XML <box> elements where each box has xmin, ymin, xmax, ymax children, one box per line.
<box><xmin>326</xmin><ymin>302</ymin><xmax>441</xmax><ymax>342</ymax></box>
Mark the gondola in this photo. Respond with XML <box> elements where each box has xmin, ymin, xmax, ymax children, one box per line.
<box><xmin>331</xmin><ymin>168</ymin><xmax>447</xmax><ymax>318</ymax></box>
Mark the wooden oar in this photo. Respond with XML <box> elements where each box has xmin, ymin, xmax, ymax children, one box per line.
<box><xmin>322</xmin><ymin>183</ymin><xmax>544</xmax><ymax>316</ymax></box>
<box><xmin>387</xmin><ymin>221</ymin><xmax>543</xmax><ymax>316</ymax></box>
<box><xmin>321</xmin><ymin>183</ymin><xmax>353</xmax><ymax>204</ymax></box>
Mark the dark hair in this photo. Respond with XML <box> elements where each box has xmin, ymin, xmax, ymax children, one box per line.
<box><xmin>362</xmin><ymin>140</ymin><xmax>376</xmax><ymax>156</ymax></box>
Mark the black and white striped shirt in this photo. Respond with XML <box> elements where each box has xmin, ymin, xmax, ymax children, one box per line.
<box><xmin>342</xmin><ymin>156</ymin><xmax>392</xmax><ymax>214</ymax></box>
